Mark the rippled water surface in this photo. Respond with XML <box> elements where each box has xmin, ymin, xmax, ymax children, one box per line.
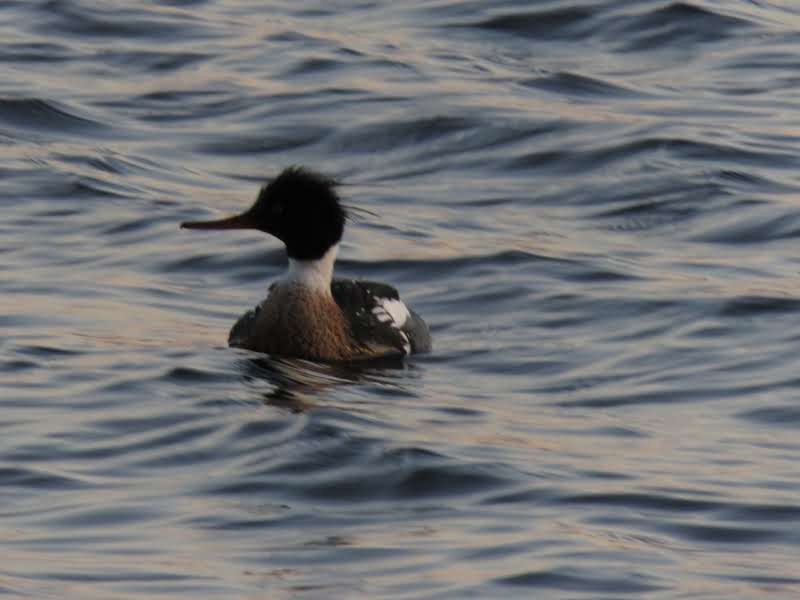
<box><xmin>4</xmin><ymin>1</ymin><xmax>800</xmax><ymax>597</ymax></box>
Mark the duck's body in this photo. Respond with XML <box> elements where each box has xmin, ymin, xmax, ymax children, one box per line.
<box><xmin>181</xmin><ymin>167</ymin><xmax>431</xmax><ymax>362</ymax></box>
<box><xmin>228</xmin><ymin>277</ymin><xmax>431</xmax><ymax>361</ymax></box>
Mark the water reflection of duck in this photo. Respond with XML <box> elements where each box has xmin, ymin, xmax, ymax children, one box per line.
<box><xmin>240</xmin><ymin>355</ymin><xmax>417</xmax><ymax>413</ymax></box>
<box><xmin>182</xmin><ymin>167</ymin><xmax>431</xmax><ymax>362</ymax></box>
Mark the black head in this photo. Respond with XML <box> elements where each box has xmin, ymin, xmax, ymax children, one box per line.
<box><xmin>181</xmin><ymin>167</ymin><xmax>345</xmax><ymax>260</ymax></box>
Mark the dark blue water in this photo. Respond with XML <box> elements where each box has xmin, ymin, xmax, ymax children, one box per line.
<box><xmin>3</xmin><ymin>1</ymin><xmax>800</xmax><ymax>597</ymax></box>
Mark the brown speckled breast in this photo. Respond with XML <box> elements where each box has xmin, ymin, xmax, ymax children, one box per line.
<box><xmin>235</xmin><ymin>283</ymin><xmax>356</xmax><ymax>361</ymax></box>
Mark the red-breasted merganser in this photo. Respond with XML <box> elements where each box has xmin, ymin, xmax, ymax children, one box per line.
<box><xmin>181</xmin><ymin>167</ymin><xmax>431</xmax><ymax>361</ymax></box>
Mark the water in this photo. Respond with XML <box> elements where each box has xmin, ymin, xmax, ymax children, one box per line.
<box><xmin>3</xmin><ymin>0</ymin><xmax>800</xmax><ymax>597</ymax></box>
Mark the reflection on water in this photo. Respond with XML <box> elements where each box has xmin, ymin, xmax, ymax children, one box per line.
<box><xmin>239</xmin><ymin>354</ymin><xmax>415</xmax><ymax>412</ymax></box>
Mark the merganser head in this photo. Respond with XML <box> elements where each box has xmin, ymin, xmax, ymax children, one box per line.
<box><xmin>181</xmin><ymin>167</ymin><xmax>344</xmax><ymax>261</ymax></box>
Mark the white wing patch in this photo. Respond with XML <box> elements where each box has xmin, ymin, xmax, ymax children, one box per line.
<box><xmin>371</xmin><ymin>297</ymin><xmax>412</xmax><ymax>354</ymax></box>
<box><xmin>372</xmin><ymin>298</ymin><xmax>410</xmax><ymax>327</ymax></box>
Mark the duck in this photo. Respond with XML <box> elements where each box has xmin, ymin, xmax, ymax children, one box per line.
<box><xmin>181</xmin><ymin>167</ymin><xmax>431</xmax><ymax>361</ymax></box>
